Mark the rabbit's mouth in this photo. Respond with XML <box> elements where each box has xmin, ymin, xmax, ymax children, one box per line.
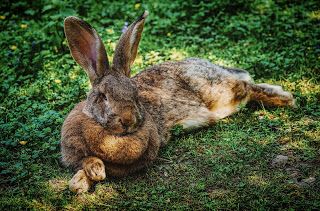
<box><xmin>119</xmin><ymin>113</ymin><xmax>144</xmax><ymax>136</ymax></box>
<box><xmin>102</xmin><ymin>111</ymin><xmax>145</xmax><ymax>136</ymax></box>
<box><xmin>108</xmin><ymin>122</ymin><xmax>141</xmax><ymax>136</ymax></box>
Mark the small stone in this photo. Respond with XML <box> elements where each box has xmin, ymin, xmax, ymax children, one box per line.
<box><xmin>271</xmin><ymin>155</ymin><xmax>288</xmax><ymax>167</ymax></box>
<box><xmin>286</xmin><ymin>168</ymin><xmax>300</xmax><ymax>178</ymax></box>
<box><xmin>302</xmin><ymin>177</ymin><xmax>316</xmax><ymax>184</ymax></box>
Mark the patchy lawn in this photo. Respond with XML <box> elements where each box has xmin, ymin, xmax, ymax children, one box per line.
<box><xmin>0</xmin><ymin>0</ymin><xmax>319</xmax><ymax>210</ymax></box>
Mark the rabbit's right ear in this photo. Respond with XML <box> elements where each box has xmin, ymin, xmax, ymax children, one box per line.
<box><xmin>112</xmin><ymin>11</ymin><xmax>148</xmax><ymax>77</ymax></box>
<box><xmin>64</xmin><ymin>17</ymin><xmax>110</xmax><ymax>84</ymax></box>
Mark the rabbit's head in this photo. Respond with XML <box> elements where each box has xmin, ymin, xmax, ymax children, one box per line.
<box><xmin>64</xmin><ymin>11</ymin><xmax>148</xmax><ymax>135</ymax></box>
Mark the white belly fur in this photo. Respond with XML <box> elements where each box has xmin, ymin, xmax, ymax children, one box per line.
<box><xmin>177</xmin><ymin>104</ymin><xmax>239</xmax><ymax>130</ymax></box>
<box><xmin>178</xmin><ymin>91</ymin><xmax>248</xmax><ymax>130</ymax></box>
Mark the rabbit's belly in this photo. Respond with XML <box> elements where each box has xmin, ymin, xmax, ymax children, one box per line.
<box><xmin>177</xmin><ymin>92</ymin><xmax>247</xmax><ymax>129</ymax></box>
<box><xmin>178</xmin><ymin>105</ymin><xmax>238</xmax><ymax>129</ymax></box>
<box><xmin>177</xmin><ymin>107</ymin><xmax>215</xmax><ymax>129</ymax></box>
<box><xmin>210</xmin><ymin>104</ymin><xmax>238</xmax><ymax>119</ymax></box>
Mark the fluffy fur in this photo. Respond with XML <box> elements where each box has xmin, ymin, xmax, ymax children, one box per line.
<box><xmin>61</xmin><ymin>11</ymin><xmax>295</xmax><ymax>193</ymax></box>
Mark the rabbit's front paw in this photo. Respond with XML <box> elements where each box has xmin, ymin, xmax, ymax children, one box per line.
<box><xmin>83</xmin><ymin>157</ymin><xmax>106</xmax><ymax>181</ymax></box>
<box><xmin>69</xmin><ymin>169</ymin><xmax>92</xmax><ymax>193</ymax></box>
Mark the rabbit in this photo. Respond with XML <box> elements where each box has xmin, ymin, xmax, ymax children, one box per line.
<box><xmin>61</xmin><ymin>11</ymin><xmax>295</xmax><ymax>193</ymax></box>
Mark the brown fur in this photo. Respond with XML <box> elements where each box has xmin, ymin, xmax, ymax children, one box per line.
<box><xmin>61</xmin><ymin>12</ymin><xmax>295</xmax><ymax>193</ymax></box>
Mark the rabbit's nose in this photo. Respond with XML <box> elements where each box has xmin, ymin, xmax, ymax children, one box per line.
<box><xmin>120</xmin><ymin>114</ymin><xmax>136</xmax><ymax>129</ymax></box>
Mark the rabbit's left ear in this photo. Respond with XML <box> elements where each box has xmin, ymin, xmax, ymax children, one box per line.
<box><xmin>112</xmin><ymin>11</ymin><xmax>148</xmax><ymax>77</ymax></box>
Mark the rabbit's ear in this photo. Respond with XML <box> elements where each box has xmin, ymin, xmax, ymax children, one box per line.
<box><xmin>64</xmin><ymin>16</ymin><xmax>110</xmax><ymax>84</ymax></box>
<box><xmin>112</xmin><ymin>11</ymin><xmax>148</xmax><ymax>77</ymax></box>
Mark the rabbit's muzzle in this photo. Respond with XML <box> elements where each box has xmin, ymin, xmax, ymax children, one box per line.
<box><xmin>105</xmin><ymin>108</ymin><xmax>144</xmax><ymax>136</ymax></box>
<box><xmin>119</xmin><ymin>110</ymin><xmax>138</xmax><ymax>131</ymax></box>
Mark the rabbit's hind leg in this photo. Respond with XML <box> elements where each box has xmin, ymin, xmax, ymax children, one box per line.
<box><xmin>205</xmin><ymin>80</ymin><xmax>251</xmax><ymax>120</ymax></box>
<box><xmin>250</xmin><ymin>83</ymin><xmax>295</xmax><ymax>107</ymax></box>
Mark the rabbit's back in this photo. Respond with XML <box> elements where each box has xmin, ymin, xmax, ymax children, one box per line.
<box><xmin>180</xmin><ymin>58</ymin><xmax>252</xmax><ymax>82</ymax></box>
<box><xmin>134</xmin><ymin>58</ymin><xmax>252</xmax><ymax>136</ymax></box>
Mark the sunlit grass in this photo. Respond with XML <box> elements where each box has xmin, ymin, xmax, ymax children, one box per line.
<box><xmin>308</xmin><ymin>10</ymin><xmax>320</xmax><ymax>20</ymax></box>
<box><xmin>1</xmin><ymin>0</ymin><xmax>319</xmax><ymax>210</ymax></box>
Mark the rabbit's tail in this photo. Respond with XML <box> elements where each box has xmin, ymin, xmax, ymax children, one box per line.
<box><xmin>249</xmin><ymin>83</ymin><xmax>295</xmax><ymax>107</ymax></box>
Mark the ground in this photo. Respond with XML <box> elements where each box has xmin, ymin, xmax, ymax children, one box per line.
<box><xmin>0</xmin><ymin>0</ymin><xmax>319</xmax><ymax>210</ymax></box>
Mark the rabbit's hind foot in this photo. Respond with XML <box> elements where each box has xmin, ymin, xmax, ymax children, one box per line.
<box><xmin>251</xmin><ymin>83</ymin><xmax>296</xmax><ymax>107</ymax></box>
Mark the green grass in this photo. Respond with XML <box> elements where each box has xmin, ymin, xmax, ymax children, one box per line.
<box><xmin>1</xmin><ymin>0</ymin><xmax>319</xmax><ymax>209</ymax></box>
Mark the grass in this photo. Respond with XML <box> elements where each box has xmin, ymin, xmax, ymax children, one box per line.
<box><xmin>1</xmin><ymin>0</ymin><xmax>319</xmax><ymax>209</ymax></box>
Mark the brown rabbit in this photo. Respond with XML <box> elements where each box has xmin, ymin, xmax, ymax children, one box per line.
<box><xmin>61</xmin><ymin>11</ymin><xmax>295</xmax><ymax>193</ymax></box>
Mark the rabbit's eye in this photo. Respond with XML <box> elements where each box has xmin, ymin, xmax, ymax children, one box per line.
<box><xmin>100</xmin><ymin>94</ymin><xmax>108</xmax><ymax>101</ymax></box>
